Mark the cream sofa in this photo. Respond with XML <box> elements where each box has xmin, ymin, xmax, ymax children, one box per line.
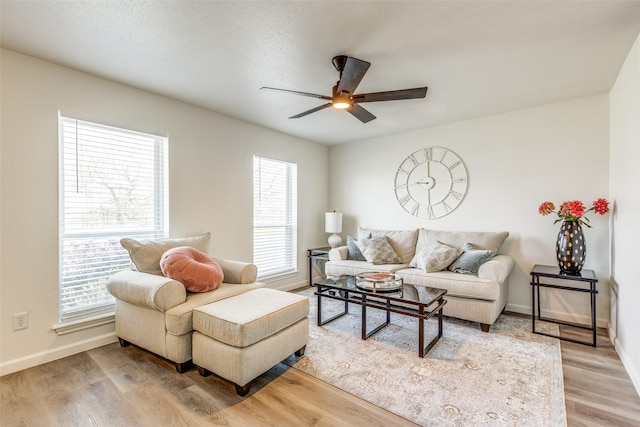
<box><xmin>106</xmin><ymin>233</ymin><xmax>265</xmax><ymax>372</ymax></box>
<box><xmin>325</xmin><ymin>227</ymin><xmax>515</xmax><ymax>332</ymax></box>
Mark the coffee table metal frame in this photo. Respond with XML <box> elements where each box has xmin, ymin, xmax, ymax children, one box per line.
<box><xmin>313</xmin><ymin>275</ymin><xmax>447</xmax><ymax>357</ymax></box>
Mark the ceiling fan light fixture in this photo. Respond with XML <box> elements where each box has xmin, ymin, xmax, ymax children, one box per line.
<box><xmin>332</xmin><ymin>97</ymin><xmax>351</xmax><ymax>109</ymax></box>
<box><xmin>265</xmin><ymin>56</ymin><xmax>427</xmax><ymax>123</ymax></box>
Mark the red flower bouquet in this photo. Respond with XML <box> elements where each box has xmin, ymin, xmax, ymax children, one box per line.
<box><xmin>538</xmin><ymin>198</ymin><xmax>610</xmax><ymax>227</ymax></box>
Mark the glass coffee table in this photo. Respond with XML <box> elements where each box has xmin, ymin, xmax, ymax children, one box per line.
<box><xmin>313</xmin><ymin>273</ymin><xmax>447</xmax><ymax>357</ymax></box>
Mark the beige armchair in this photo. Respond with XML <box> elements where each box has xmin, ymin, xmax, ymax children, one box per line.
<box><xmin>106</xmin><ymin>234</ymin><xmax>264</xmax><ymax>372</ymax></box>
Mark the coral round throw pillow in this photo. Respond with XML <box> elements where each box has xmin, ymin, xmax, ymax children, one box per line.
<box><xmin>160</xmin><ymin>246</ymin><xmax>224</xmax><ymax>292</ymax></box>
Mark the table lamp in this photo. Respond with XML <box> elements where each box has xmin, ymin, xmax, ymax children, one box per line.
<box><xmin>325</xmin><ymin>211</ymin><xmax>343</xmax><ymax>248</ymax></box>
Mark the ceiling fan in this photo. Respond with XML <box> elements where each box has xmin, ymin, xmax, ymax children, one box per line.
<box><xmin>261</xmin><ymin>55</ymin><xmax>428</xmax><ymax>123</ymax></box>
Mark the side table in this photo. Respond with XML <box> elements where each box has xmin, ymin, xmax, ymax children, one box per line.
<box><xmin>308</xmin><ymin>247</ymin><xmax>331</xmax><ymax>286</ymax></box>
<box><xmin>530</xmin><ymin>264</ymin><xmax>598</xmax><ymax>346</ymax></box>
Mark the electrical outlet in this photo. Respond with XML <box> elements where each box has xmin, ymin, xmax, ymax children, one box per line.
<box><xmin>13</xmin><ymin>312</ymin><xmax>28</xmax><ymax>330</ymax></box>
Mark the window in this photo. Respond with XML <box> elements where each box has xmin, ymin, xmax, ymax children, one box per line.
<box><xmin>253</xmin><ymin>156</ymin><xmax>297</xmax><ymax>278</ymax></box>
<box><xmin>59</xmin><ymin>115</ymin><xmax>168</xmax><ymax>322</ymax></box>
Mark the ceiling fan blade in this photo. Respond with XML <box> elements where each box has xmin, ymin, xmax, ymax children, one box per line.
<box><xmin>261</xmin><ymin>87</ymin><xmax>332</xmax><ymax>100</ymax></box>
<box><xmin>289</xmin><ymin>103</ymin><xmax>332</xmax><ymax>119</ymax></box>
<box><xmin>353</xmin><ymin>87</ymin><xmax>428</xmax><ymax>103</ymax></box>
<box><xmin>347</xmin><ymin>103</ymin><xmax>376</xmax><ymax>123</ymax></box>
<box><xmin>336</xmin><ymin>57</ymin><xmax>370</xmax><ymax>95</ymax></box>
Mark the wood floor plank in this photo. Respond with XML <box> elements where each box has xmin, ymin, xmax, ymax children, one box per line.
<box><xmin>0</xmin><ymin>369</ymin><xmax>58</xmax><ymax>426</ymax></box>
<box><xmin>253</xmin><ymin>364</ymin><xmax>418</xmax><ymax>427</ymax></box>
<box><xmin>566</xmin><ymin>398</ymin><xmax>640</xmax><ymax>427</ymax></box>
<box><xmin>559</xmin><ymin>326</ymin><xmax>640</xmax><ymax>427</ymax></box>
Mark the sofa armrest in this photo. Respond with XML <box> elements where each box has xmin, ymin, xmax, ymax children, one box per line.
<box><xmin>213</xmin><ymin>258</ymin><xmax>258</xmax><ymax>284</ymax></box>
<box><xmin>329</xmin><ymin>246</ymin><xmax>348</xmax><ymax>261</ymax></box>
<box><xmin>477</xmin><ymin>255</ymin><xmax>515</xmax><ymax>284</ymax></box>
<box><xmin>106</xmin><ymin>270</ymin><xmax>186</xmax><ymax>312</ymax></box>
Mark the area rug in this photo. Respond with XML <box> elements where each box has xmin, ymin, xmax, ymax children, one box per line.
<box><xmin>283</xmin><ymin>288</ymin><xmax>566</xmax><ymax>427</ymax></box>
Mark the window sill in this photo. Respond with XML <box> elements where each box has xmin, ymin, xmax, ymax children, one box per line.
<box><xmin>258</xmin><ymin>270</ymin><xmax>299</xmax><ymax>284</ymax></box>
<box><xmin>52</xmin><ymin>312</ymin><xmax>115</xmax><ymax>335</ymax></box>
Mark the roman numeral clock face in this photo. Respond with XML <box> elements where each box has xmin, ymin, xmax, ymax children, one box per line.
<box><xmin>394</xmin><ymin>147</ymin><xmax>468</xmax><ymax>219</ymax></box>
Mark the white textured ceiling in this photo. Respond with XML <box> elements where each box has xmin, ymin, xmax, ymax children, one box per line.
<box><xmin>2</xmin><ymin>1</ymin><xmax>640</xmax><ymax>145</ymax></box>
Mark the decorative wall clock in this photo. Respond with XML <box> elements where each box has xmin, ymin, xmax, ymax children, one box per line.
<box><xmin>394</xmin><ymin>146</ymin><xmax>468</xmax><ymax>219</ymax></box>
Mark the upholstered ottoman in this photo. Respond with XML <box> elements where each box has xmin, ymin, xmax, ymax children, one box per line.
<box><xmin>192</xmin><ymin>288</ymin><xmax>309</xmax><ymax>396</ymax></box>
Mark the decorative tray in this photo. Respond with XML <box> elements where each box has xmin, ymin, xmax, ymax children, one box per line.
<box><xmin>355</xmin><ymin>272</ymin><xmax>403</xmax><ymax>292</ymax></box>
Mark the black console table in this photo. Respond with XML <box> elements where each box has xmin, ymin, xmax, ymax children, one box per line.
<box><xmin>530</xmin><ymin>264</ymin><xmax>598</xmax><ymax>347</ymax></box>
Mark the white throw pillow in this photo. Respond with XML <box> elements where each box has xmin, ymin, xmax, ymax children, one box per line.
<box><xmin>120</xmin><ymin>233</ymin><xmax>211</xmax><ymax>275</ymax></box>
<box><xmin>410</xmin><ymin>241</ymin><xmax>461</xmax><ymax>273</ymax></box>
<box><xmin>356</xmin><ymin>236</ymin><xmax>402</xmax><ymax>265</ymax></box>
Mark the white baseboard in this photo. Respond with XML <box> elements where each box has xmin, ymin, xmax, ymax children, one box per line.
<box><xmin>270</xmin><ymin>279</ymin><xmax>309</xmax><ymax>292</ymax></box>
<box><xmin>505</xmin><ymin>303</ymin><xmax>608</xmax><ymax>328</ymax></box>
<box><xmin>0</xmin><ymin>332</ymin><xmax>118</xmax><ymax>377</ymax></box>
<box><xmin>611</xmin><ymin>330</ymin><xmax>640</xmax><ymax>396</ymax></box>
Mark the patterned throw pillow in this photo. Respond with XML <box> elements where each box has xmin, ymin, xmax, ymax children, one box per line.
<box><xmin>410</xmin><ymin>241</ymin><xmax>461</xmax><ymax>273</ymax></box>
<box><xmin>356</xmin><ymin>236</ymin><xmax>402</xmax><ymax>265</ymax></box>
<box><xmin>448</xmin><ymin>243</ymin><xmax>493</xmax><ymax>274</ymax></box>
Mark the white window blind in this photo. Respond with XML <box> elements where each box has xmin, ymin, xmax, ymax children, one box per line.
<box><xmin>253</xmin><ymin>156</ymin><xmax>297</xmax><ymax>278</ymax></box>
<box><xmin>59</xmin><ymin>115</ymin><xmax>168</xmax><ymax>321</ymax></box>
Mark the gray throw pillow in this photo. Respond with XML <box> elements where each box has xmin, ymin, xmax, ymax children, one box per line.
<box><xmin>410</xmin><ymin>241</ymin><xmax>461</xmax><ymax>273</ymax></box>
<box><xmin>448</xmin><ymin>242</ymin><xmax>493</xmax><ymax>275</ymax></box>
<box><xmin>356</xmin><ymin>236</ymin><xmax>402</xmax><ymax>265</ymax></box>
<box><xmin>347</xmin><ymin>235</ymin><xmax>366</xmax><ymax>261</ymax></box>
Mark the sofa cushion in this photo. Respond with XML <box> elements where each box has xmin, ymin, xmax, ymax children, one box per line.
<box><xmin>160</xmin><ymin>246</ymin><xmax>224</xmax><ymax>292</ymax></box>
<box><xmin>415</xmin><ymin>229</ymin><xmax>508</xmax><ymax>257</ymax></box>
<box><xmin>325</xmin><ymin>259</ymin><xmax>409</xmax><ymax>277</ymax></box>
<box><xmin>356</xmin><ymin>236</ymin><xmax>402</xmax><ymax>264</ymax></box>
<box><xmin>121</xmin><ymin>233</ymin><xmax>211</xmax><ymax>276</ymax></box>
<box><xmin>397</xmin><ymin>268</ymin><xmax>502</xmax><ymax>301</ymax></box>
<box><xmin>358</xmin><ymin>227</ymin><xmax>418</xmax><ymax>264</ymax></box>
<box><xmin>449</xmin><ymin>243</ymin><xmax>493</xmax><ymax>275</ymax></box>
<box><xmin>409</xmin><ymin>241</ymin><xmax>461</xmax><ymax>273</ymax></box>
<box><xmin>346</xmin><ymin>235</ymin><xmax>366</xmax><ymax>261</ymax></box>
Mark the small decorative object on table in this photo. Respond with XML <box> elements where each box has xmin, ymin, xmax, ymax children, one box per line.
<box><xmin>355</xmin><ymin>272</ymin><xmax>403</xmax><ymax>293</ymax></box>
<box><xmin>538</xmin><ymin>198</ymin><xmax>610</xmax><ymax>275</ymax></box>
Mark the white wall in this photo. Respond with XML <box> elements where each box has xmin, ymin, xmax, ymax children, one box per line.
<box><xmin>0</xmin><ymin>49</ymin><xmax>329</xmax><ymax>374</ymax></box>
<box><xmin>329</xmin><ymin>95</ymin><xmax>611</xmax><ymax>326</ymax></box>
<box><xmin>609</xmin><ymin>33</ymin><xmax>640</xmax><ymax>394</ymax></box>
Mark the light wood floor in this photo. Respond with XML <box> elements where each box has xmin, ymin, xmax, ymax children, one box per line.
<box><xmin>2</xmin><ymin>317</ymin><xmax>639</xmax><ymax>426</ymax></box>
<box><xmin>559</xmin><ymin>326</ymin><xmax>640</xmax><ymax>426</ymax></box>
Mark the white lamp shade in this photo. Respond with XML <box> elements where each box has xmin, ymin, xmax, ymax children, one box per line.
<box><xmin>325</xmin><ymin>212</ymin><xmax>343</xmax><ymax>233</ymax></box>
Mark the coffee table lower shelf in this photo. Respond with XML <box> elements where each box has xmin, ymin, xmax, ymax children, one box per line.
<box><xmin>314</xmin><ymin>280</ymin><xmax>447</xmax><ymax>358</ymax></box>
